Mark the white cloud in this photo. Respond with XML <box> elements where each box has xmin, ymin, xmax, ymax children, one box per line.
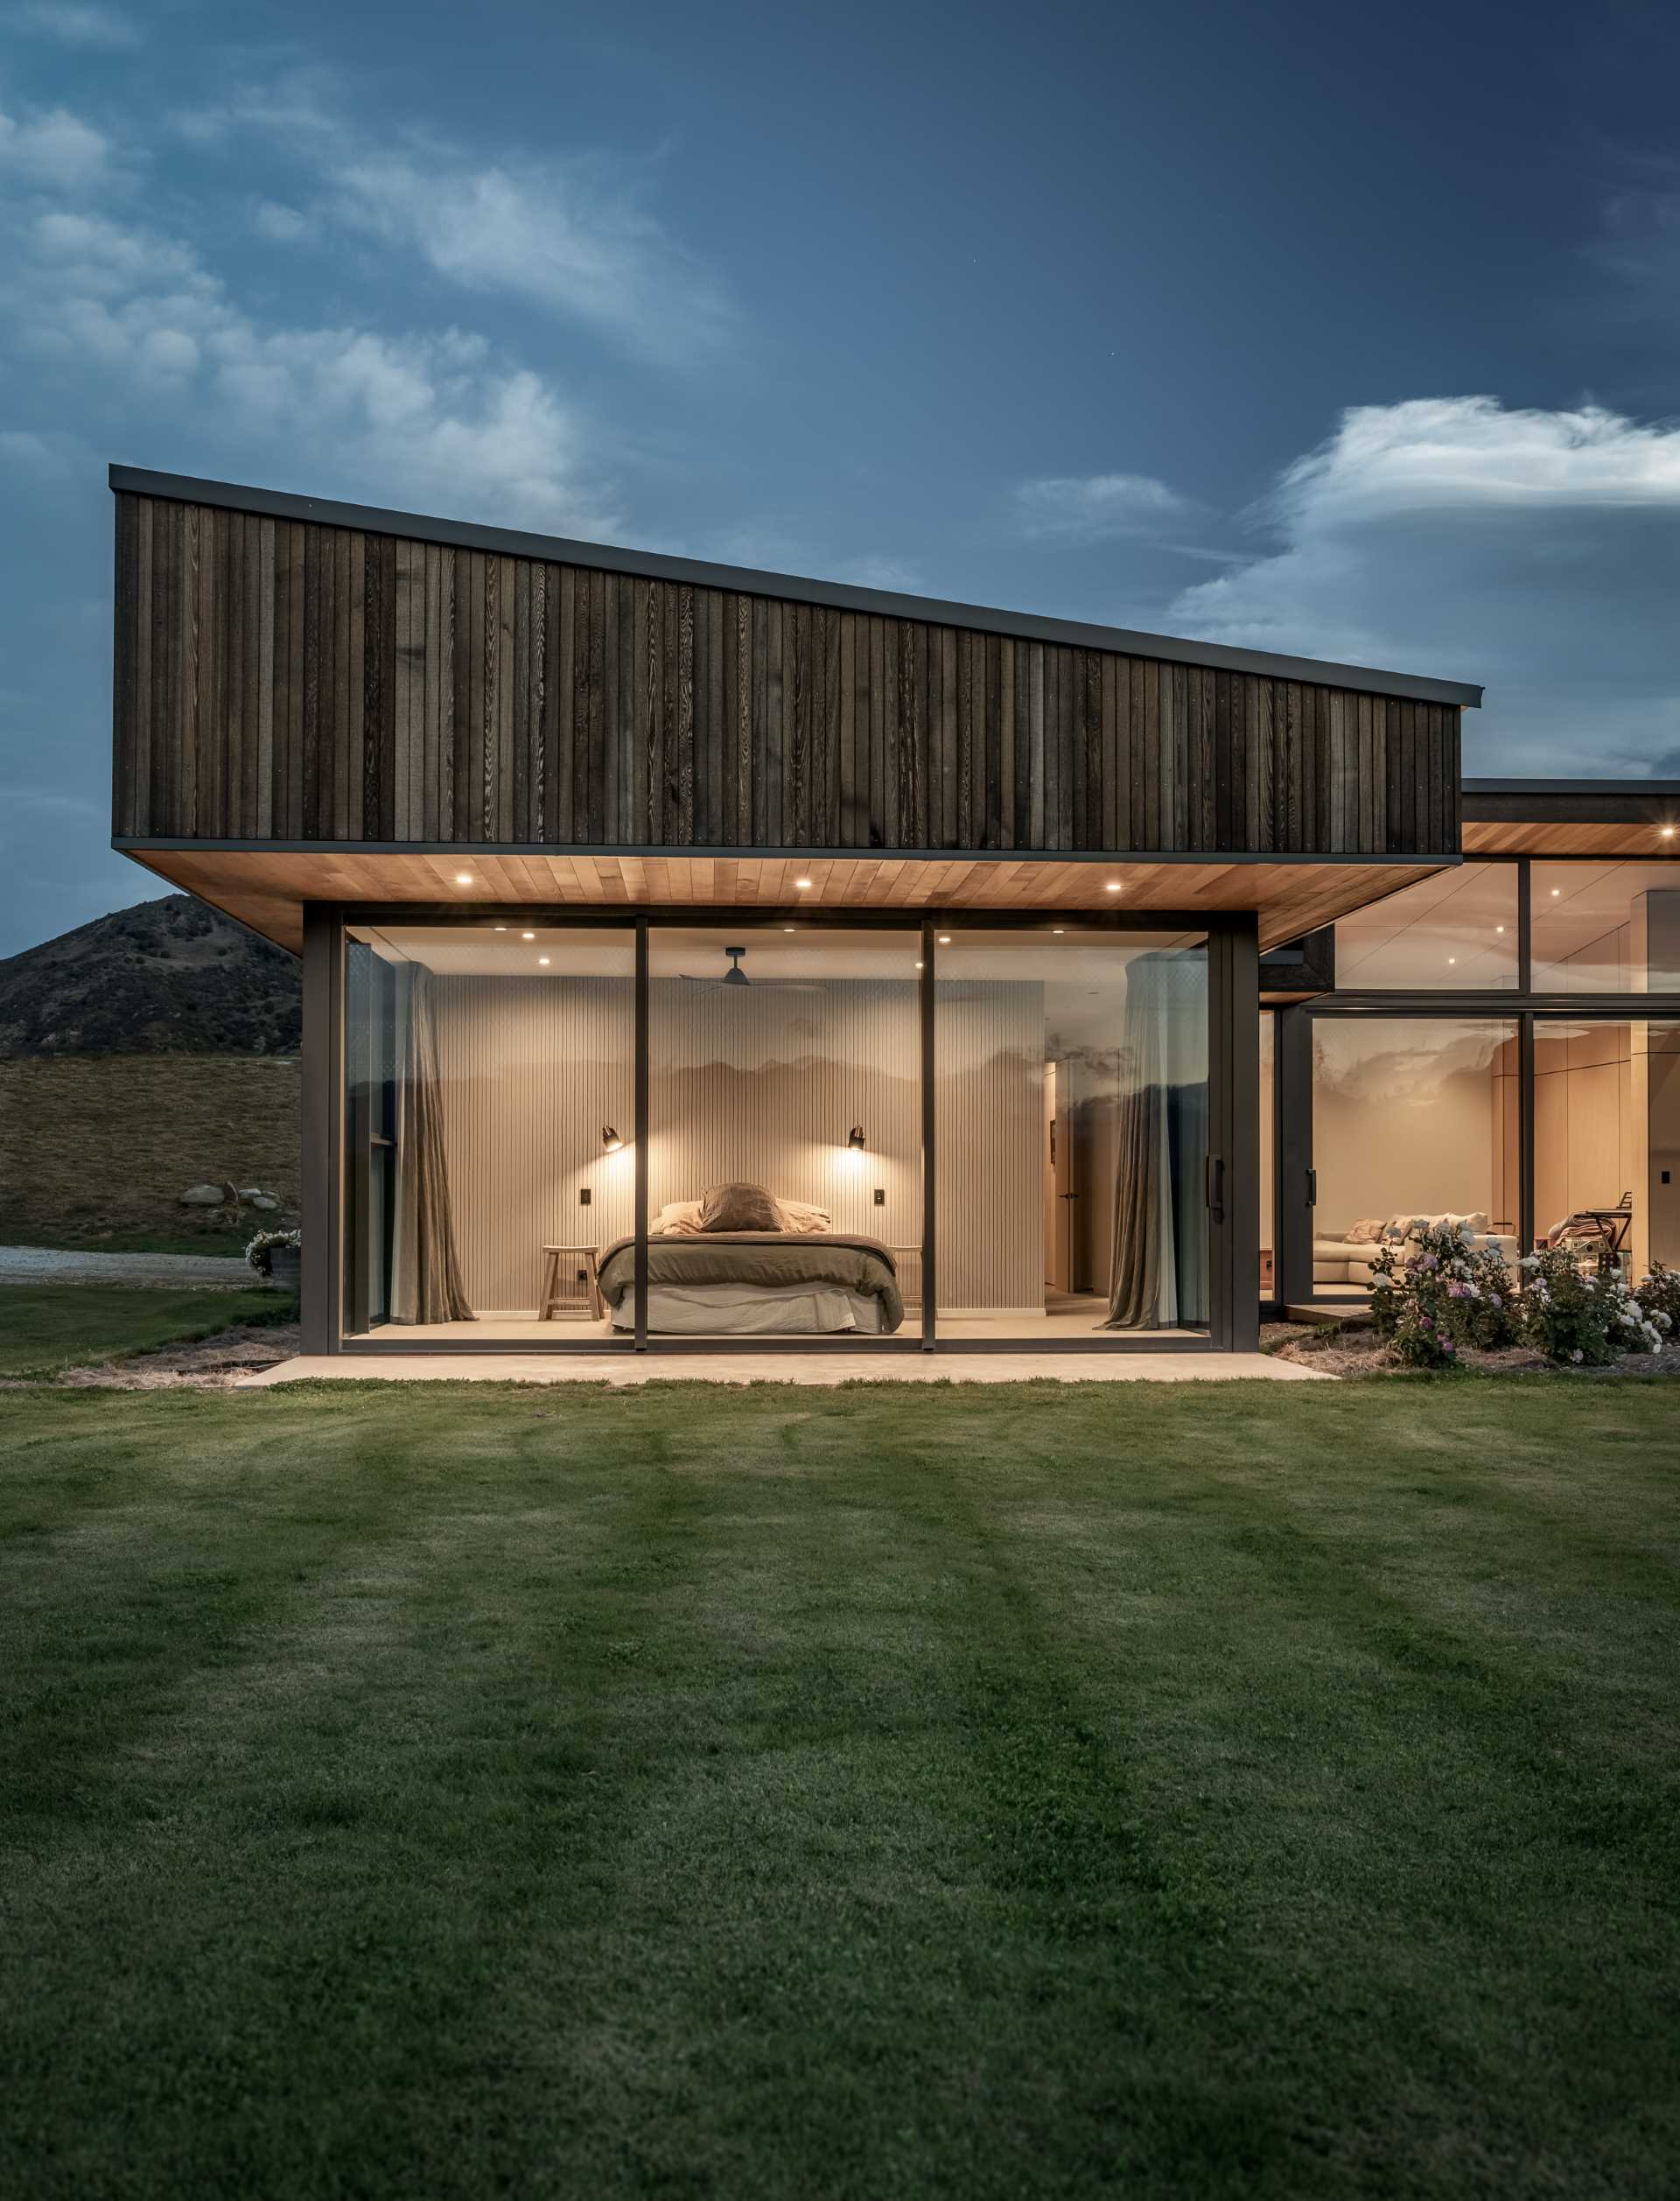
<box><xmin>163</xmin><ymin>73</ymin><xmax>733</xmax><ymax>368</ymax></box>
<box><xmin>1167</xmin><ymin>397</ymin><xmax>1680</xmax><ymax>776</ymax></box>
<box><xmin>329</xmin><ymin>148</ymin><xmax>733</xmax><ymax>367</ymax></box>
<box><xmin>5</xmin><ymin>2</ymin><xmax>139</xmax><ymax>48</ymax></box>
<box><xmin>1013</xmin><ymin>471</ymin><xmax>1192</xmax><ymax>545</ymax></box>
<box><xmin>0</xmin><ymin>103</ymin><xmax>113</xmax><ymax>188</ymax></box>
<box><xmin>2</xmin><ymin>186</ymin><xmax>622</xmax><ymax>532</ymax></box>
<box><xmin>0</xmin><ymin>426</ymin><xmax>89</xmax><ymax>476</ymax></box>
<box><xmin>252</xmin><ymin>199</ymin><xmax>312</xmax><ymax>243</ymax></box>
<box><xmin>166</xmin><ymin>71</ymin><xmax>340</xmax><ymax>151</ymax></box>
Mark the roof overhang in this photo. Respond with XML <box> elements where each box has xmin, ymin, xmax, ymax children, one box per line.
<box><xmin>1461</xmin><ymin>779</ymin><xmax>1680</xmax><ymax>857</ymax></box>
<box><xmin>116</xmin><ymin>842</ymin><xmax>1458</xmax><ymax>957</ymax></box>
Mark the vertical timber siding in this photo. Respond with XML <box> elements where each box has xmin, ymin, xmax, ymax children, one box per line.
<box><xmin>115</xmin><ymin>493</ymin><xmax>1461</xmax><ymax>857</ymax></box>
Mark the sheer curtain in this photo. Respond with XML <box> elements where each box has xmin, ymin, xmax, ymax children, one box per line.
<box><xmin>390</xmin><ymin>965</ymin><xmax>473</xmax><ymax>1325</ymax></box>
<box><xmin>1103</xmin><ymin>952</ymin><xmax>1208</xmax><ymax>1329</ymax></box>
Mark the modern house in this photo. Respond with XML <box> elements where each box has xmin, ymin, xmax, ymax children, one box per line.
<box><xmin>107</xmin><ymin>466</ymin><xmax>1680</xmax><ymax>1357</ymax></box>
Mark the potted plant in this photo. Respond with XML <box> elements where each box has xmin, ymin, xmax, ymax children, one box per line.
<box><xmin>247</xmin><ymin>1227</ymin><xmax>302</xmax><ymax>1296</ymax></box>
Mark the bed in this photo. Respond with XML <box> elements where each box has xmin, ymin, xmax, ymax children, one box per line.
<box><xmin>595</xmin><ymin>1231</ymin><xmax>906</xmax><ymax>1335</ymax></box>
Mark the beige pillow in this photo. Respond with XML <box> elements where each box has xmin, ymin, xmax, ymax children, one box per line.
<box><xmin>652</xmin><ymin>1200</ymin><xmax>704</xmax><ymax>1236</ymax></box>
<box><xmin>699</xmin><ymin>1181</ymin><xmax>782</xmax><ymax>1232</ymax></box>
<box><xmin>1346</xmin><ymin>1218</ymin><xmax>1387</xmax><ymax>1244</ymax></box>
<box><xmin>775</xmin><ymin>1197</ymin><xmax>831</xmax><ymax>1235</ymax></box>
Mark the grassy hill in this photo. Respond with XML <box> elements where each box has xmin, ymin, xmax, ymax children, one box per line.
<box><xmin>0</xmin><ymin>892</ymin><xmax>299</xmax><ymax>1057</ymax></box>
<box><xmin>0</xmin><ymin>896</ymin><xmax>301</xmax><ymax>1251</ymax></box>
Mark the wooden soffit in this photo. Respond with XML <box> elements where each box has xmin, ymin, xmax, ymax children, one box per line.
<box><xmin>119</xmin><ymin>843</ymin><xmax>1452</xmax><ymax>956</ymax></box>
<box><xmin>1462</xmin><ymin>818</ymin><xmax>1680</xmax><ymax>858</ymax></box>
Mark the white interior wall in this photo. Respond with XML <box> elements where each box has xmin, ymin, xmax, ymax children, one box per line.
<box><xmin>430</xmin><ymin>973</ymin><xmax>1044</xmax><ymax>1314</ymax></box>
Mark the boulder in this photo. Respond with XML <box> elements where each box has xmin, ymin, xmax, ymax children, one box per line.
<box><xmin>247</xmin><ymin>1193</ymin><xmax>280</xmax><ymax>1211</ymax></box>
<box><xmin>178</xmin><ymin>1183</ymin><xmax>224</xmax><ymax>1206</ymax></box>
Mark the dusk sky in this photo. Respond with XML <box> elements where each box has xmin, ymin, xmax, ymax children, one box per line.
<box><xmin>2</xmin><ymin>0</ymin><xmax>1677</xmax><ymax>954</ymax></box>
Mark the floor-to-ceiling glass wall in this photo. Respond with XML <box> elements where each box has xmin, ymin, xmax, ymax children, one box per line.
<box><xmin>934</xmin><ymin>929</ymin><xmax>1210</xmax><ymax>1343</ymax></box>
<box><xmin>1284</xmin><ymin>852</ymin><xmax>1680</xmax><ymax>1306</ymax></box>
<box><xmin>643</xmin><ymin>925</ymin><xmax>922</xmax><ymax>1342</ymax></box>
<box><xmin>343</xmin><ymin>921</ymin><xmax>636</xmax><ymax>1343</ymax></box>
<box><xmin>1533</xmin><ymin>1019</ymin><xmax>1680</xmax><ymax>1279</ymax></box>
<box><xmin>337</xmin><ymin>913</ymin><xmax>1244</xmax><ymax>1351</ymax></box>
<box><xmin>1306</xmin><ymin>1017</ymin><xmax>1519</xmax><ymax>1300</ymax></box>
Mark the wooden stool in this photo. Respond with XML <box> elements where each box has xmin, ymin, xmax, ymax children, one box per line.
<box><xmin>539</xmin><ymin>1244</ymin><xmax>602</xmax><ymax>1321</ymax></box>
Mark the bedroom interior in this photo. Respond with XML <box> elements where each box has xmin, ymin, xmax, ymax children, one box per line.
<box><xmin>342</xmin><ymin>922</ymin><xmax>1213</xmax><ymax>1345</ymax></box>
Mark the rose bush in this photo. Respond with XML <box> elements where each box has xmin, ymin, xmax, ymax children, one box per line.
<box><xmin>1634</xmin><ymin>1260</ymin><xmax>1680</xmax><ymax>1342</ymax></box>
<box><xmin>1516</xmin><ymin>1246</ymin><xmax>1667</xmax><ymax>1365</ymax></box>
<box><xmin>1368</xmin><ymin>1222</ymin><xmax>1518</xmax><ymax>1368</ymax></box>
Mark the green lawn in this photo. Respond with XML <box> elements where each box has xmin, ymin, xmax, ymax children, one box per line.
<box><xmin>0</xmin><ymin>1281</ymin><xmax>288</xmax><ymax>1377</ymax></box>
<box><xmin>2</xmin><ymin>1379</ymin><xmax>1676</xmax><ymax>2199</ymax></box>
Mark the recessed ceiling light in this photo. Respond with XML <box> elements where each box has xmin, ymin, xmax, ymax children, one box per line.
<box><xmin>1104</xmin><ymin>881</ymin><xmax>1122</xmax><ymax>894</ymax></box>
<box><xmin>794</xmin><ymin>877</ymin><xmax>813</xmax><ymax>889</ymax></box>
<box><xmin>1495</xmin><ymin>924</ymin><xmax>1505</xmax><ymax>934</ymax></box>
<box><xmin>914</xmin><ymin>959</ymin><xmax>923</xmax><ymax>970</ymax></box>
<box><xmin>783</xmin><ymin>927</ymin><xmax>795</xmax><ymax>934</ymax></box>
<box><xmin>1662</xmin><ymin>825</ymin><xmax>1676</xmax><ymax>839</ymax></box>
<box><xmin>1551</xmin><ymin>887</ymin><xmax>1561</xmax><ymax>897</ymax></box>
<box><xmin>494</xmin><ymin>925</ymin><xmax>508</xmax><ymax>932</ymax></box>
<box><xmin>938</xmin><ymin>934</ymin><xmax>951</xmax><ymax>944</ymax></box>
<box><xmin>1053</xmin><ymin>928</ymin><xmax>1065</xmax><ymax>935</ymax></box>
<box><xmin>1447</xmin><ymin>957</ymin><xmax>1457</xmax><ymax>965</ymax></box>
<box><xmin>522</xmin><ymin>930</ymin><xmax>536</xmax><ymax>940</ymax></box>
<box><xmin>454</xmin><ymin>873</ymin><xmax>473</xmax><ymax>886</ymax></box>
<box><xmin>537</xmin><ymin>956</ymin><xmax>550</xmax><ymax>966</ymax></box>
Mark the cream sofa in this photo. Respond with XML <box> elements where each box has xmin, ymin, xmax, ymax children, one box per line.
<box><xmin>1313</xmin><ymin>1212</ymin><xmax>1518</xmax><ymax>1287</ymax></box>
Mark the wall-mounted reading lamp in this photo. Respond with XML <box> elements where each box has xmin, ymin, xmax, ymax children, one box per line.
<box><xmin>847</xmin><ymin>1125</ymin><xmax>866</xmax><ymax>1152</ymax></box>
<box><xmin>602</xmin><ymin>1126</ymin><xmax>624</xmax><ymax>1153</ymax></box>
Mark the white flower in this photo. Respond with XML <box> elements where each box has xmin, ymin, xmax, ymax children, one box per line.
<box><xmin>1572</xmin><ymin>1349</ymin><xmax>1585</xmax><ymax>1363</ymax></box>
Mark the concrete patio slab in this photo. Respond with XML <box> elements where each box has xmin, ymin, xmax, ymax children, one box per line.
<box><xmin>240</xmin><ymin>1351</ymin><xmax>1331</xmax><ymax>1387</ymax></box>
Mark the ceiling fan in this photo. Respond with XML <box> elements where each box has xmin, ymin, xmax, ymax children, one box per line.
<box><xmin>677</xmin><ymin>944</ymin><xmax>822</xmax><ymax>992</ymax></box>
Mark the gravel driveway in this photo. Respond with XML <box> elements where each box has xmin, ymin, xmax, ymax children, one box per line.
<box><xmin>0</xmin><ymin>1245</ymin><xmax>264</xmax><ymax>1287</ymax></box>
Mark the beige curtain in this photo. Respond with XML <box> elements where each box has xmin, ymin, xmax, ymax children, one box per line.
<box><xmin>391</xmin><ymin>966</ymin><xmax>473</xmax><ymax>1325</ymax></box>
<box><xmin>1103</xmin><ymin>953</ymin><xmax>1208</xmax><ymax>1330</ymax></box>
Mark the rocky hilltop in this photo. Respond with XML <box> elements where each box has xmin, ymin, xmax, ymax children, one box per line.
<box><xmin>0</xmin><ymin>894</ymin><xmax>300</xmax><ymax>1058</ymax></box>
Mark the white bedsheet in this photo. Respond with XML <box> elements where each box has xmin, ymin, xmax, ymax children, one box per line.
<box><xmin>608</xmin><ymin>1282</ymin><xmax>884</xmax><ymax>1335</ymax></box>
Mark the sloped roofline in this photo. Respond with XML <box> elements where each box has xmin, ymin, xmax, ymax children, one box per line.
<box><xmin>109</xmin><ymin>463</ymin><xmax>1484</xmax><ymax>711</ymax></box>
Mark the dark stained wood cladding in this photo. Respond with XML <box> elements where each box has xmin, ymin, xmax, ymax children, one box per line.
<box><xmin>114</xmin><ymin>494</ymin><xmax>1461</xmax><ymax>856</ymax></box>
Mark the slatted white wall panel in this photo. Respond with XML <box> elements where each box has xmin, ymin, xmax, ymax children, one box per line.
<box><xmin>935</xmin><ymin>984</ymin><xmax>1046</xmax><ymax>1313</ymax></box>
<box><xmin>430</xmin><ymin>974</ymin><xmax>1045</xmax><ymax>1313</ymax></box>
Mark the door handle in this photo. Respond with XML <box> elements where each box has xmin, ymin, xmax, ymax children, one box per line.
<box><xmin>1306</xmin><ymin>1168</ymin><xmax>1318</xmax><ymax>1208</ymax></box>
<box><xmin>1205</xmin><ymin>1154</ymin><xmax>1225</xmax><ymax>1222</ymax></box>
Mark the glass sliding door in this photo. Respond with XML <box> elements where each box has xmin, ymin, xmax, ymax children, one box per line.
<box><xmin>644</xmin><ymin>926</ymin><xmax>922</xmax><ymax>1343</ymax></box>
<box><xmin>342</xmin><ymin>922</ymin><xmax>635</xmax><ymax>1343</ymax></box>
<box><xmin>934</xmin><ymin>929</ymin><xmax>1209</xmax><ymax>1343</ymax></box>
<box><xmin>1307</xmin><ymin>1016</ymin><xmax>1518</xmax><ymax>1300</ymax></box>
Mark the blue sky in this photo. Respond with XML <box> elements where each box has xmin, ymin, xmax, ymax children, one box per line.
<box><xmin>1</xmin><ymin>0</ymin><xmax>1677</xmax><ymax>954</ymax></box>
